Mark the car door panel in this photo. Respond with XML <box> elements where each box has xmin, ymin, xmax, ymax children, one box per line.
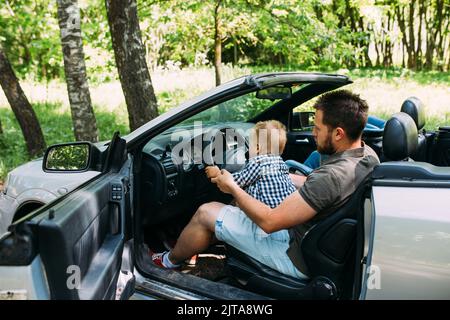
<box><xmin>363</xmin><ymin>162</ymin><xmax>450</xmax><ymax>299</ymax></box>
<box><xmin>36</xmin><ymin>172</ymin><xmax>128</xmax><ymax>299</ymax></box>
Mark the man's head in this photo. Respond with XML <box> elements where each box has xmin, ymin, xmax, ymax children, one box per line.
<box><xmin>313</xmin><ymin>90</ymin><xmax>369</xmax><ymax>155</ymax></box>
<box><xmin>249</xmin><ymin>120</ymin><xmax>287</xmax><ymax>157</ymax></box>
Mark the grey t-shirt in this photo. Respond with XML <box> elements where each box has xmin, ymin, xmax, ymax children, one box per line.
<box><xmin>287</xmin><ymin>143</ymin><xmax>380</xmax><ymax>274</ymax></box>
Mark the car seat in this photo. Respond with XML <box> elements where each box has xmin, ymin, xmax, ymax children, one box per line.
<box><xmin>400</xmin><ymin>97</ymin><xmax>431</xmax><ymax>161</ymax></box>
<box><xmin>382</xmin><ymin>112</ymin><xmax>418</xmax><ymax>161</ymax></box>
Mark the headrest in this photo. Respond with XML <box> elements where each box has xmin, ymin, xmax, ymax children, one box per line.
<box><xmin>400</xmin><ymin>97</ymin><xmax>425</xmax><ymax>130</ymax></box>
<box><xmin>383</xmin><ymin>112</ymin><xmax>418</xmax><ymax>161</ymax></box>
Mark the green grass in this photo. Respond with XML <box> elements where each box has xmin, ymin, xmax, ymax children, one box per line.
<box><xmin>0</xmin><ymin>109</ymin><xmax>30</xmax><ymax>180</ymax></box>
<box><xmin>368</xmin><ymin>111</ymin><xmax>450</xmax><ymax>131</ymax></box>
<box><xmin>347</xmin><ymin>68</ymin><xmax>450</xmax><ymax>85</ymax></box>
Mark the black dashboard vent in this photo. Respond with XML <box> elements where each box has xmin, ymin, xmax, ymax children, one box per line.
<box><xmin>162</xmin><ymin>158</ymin><xmax>177</xmax><ymax>175</ymax></box>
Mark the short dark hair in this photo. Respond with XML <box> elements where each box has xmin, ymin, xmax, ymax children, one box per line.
<box><xmin>314</xmin><ymin>90</ymin><xmax>369</xmax><ymax>141</ymax></box>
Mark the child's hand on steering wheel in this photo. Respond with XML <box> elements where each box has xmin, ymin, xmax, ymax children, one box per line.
<box><xmin>205</xmin><ymin>166</ymin><xmax>221</xmax><ymax>179</ymax></box>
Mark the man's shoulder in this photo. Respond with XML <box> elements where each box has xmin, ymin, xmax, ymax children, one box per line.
<box><xmin>364</xmin><ymin>144</ymin><xmax>381</xmax><ymax>163</ymax></box>
<box><xmin>306</xmin><ymin>165</ymin><xmax>340</xmax><ymax>184</ymax></box>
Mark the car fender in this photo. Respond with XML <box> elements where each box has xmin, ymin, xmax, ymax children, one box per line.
<box><xmin>0</xmin><ymin>193</ymin><xmax>19</xmax><ymax>235</ymax></box>
<box><xmin>15</xmin><ymin>189</ymin><xmax>58</xmax><ymax>210</ymax></box>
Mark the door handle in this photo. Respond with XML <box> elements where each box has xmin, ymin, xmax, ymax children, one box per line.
<box><xmin>295</xmin><ymin>138</ymin><xmax>309</xmax><ymax>144</ymax></box>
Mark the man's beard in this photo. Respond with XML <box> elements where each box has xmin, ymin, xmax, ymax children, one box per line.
<box><xmin>317</xmin><ymin>132</ymin><xmax>336</xmax><ymax>155</ymax></box>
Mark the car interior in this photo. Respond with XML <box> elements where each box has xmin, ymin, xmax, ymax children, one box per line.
<box><xmin>129</xmin><ymin>85</ymin><xmax>450</xmax><ymax>300</ymax></box>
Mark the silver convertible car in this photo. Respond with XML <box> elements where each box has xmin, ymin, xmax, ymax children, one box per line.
<box><xmin>0</xmin><ymin>72</ymin><xmax>449</xmax><ymax>300</ymax></box>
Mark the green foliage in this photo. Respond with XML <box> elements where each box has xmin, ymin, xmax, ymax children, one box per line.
<box><xmin>1</xmin><ymin>0</ymin><xmax>448</xmax><ymax>81</ymax></box>
<box><xmin>0</xmin><ymin>0</ymin><xmax>117</xmax><ymax>83</ymax></box>
<box><xmin>348</xmin><ymin>68</ymin><xmax>450</xmax><ymax>85</ymax></box>
<box><xmin>0</xmin><ymin>108</ymin><xmax>30</xmax><ymax>179</ymax></box>
<box><xmin>80</xmin><ymin>0</ymin><xmax>118</xmax><ymax>83</ymax></box>
<box><xmin>0</xmin><ymin>0</ymin><xmax>63</xmax><ymax>80</ymax></box>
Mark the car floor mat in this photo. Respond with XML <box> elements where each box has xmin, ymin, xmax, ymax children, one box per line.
<box><xmin>181</xmin><ymin>254</ymin><xmax>227</xmax><ymax>281</ymax></box>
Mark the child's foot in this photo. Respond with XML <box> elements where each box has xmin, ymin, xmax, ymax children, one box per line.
<box><xmin>150</xmin><ymin>250</ymin><xmax>181</xmax><ymax>269</ymax></box>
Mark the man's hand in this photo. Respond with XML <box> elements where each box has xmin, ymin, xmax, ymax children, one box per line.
<box><xmin>211</xmin><ymin>169</ymin><xmax>238</xmax><ymax>194</ymax></box>
<box><xmin>205</xmin><ymin>166</ymin><xmax>221</xmax><ymax>179</ymax></box>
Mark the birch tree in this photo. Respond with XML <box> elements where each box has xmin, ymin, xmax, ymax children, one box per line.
<box><xmin>56</xmin><ymin>0</ymin><xmax>98</xmax><ymax>142</ymax></box>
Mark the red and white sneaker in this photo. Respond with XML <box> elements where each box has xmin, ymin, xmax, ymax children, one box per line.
<box><xmin>150</xmin><ymin>250</ymin><xmax>180</xmax><ymax>269</ymax></box>
<box><xmin>151</xmin><ymin>251</ymin><xmax>166</xmax><ymax>268</ymax></box>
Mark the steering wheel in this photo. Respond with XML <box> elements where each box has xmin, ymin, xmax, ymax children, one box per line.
<box><xmin>203</xmin><ymin>127</ymin><xmax>248</xmax><ymax>173</ymax></box>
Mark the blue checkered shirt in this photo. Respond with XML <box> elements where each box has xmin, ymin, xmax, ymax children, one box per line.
<box><xmin>232</xmin><ymin>154</ymin><xmax>296</xmax><ymax>208</ymax></box>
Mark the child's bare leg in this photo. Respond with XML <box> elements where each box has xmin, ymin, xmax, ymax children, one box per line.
<box><xmin>168</xmin><ymin>201</ymin><xmax>225</xmax><ymax>264</ymax></box>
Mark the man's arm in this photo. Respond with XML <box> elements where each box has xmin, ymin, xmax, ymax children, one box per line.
<box><xmin>211</xmin><ymin>170</ymin><xmax>316</xmax><ymax>233</ymax></box>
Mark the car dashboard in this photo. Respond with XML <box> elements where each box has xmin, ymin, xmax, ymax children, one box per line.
<box><xmin>139</xmin><ymin>122</ymin><xmax>253</xmax><ymax>225</ymax></box>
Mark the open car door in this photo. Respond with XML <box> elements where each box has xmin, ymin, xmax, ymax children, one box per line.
<box><xmin>362</xmin><ymin>161</ymin><xmax>450</xmax><ymax>299</ymax></box>
<box><xmin>0</xmin><ymin>133</ymin><xmax>134</xmax><ymax>300</ymax></box>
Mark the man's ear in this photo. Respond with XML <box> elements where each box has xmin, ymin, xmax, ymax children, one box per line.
<box><xmin>335</xmin><ymin>127</ymin><xmax>345</xmax><ymax>141</ymax></box>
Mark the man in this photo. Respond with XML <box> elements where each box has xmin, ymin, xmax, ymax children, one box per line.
<box><xmin>152</xmin><ymin>90</ymin><xmax>380</xmax><ymax>279</ymax></box>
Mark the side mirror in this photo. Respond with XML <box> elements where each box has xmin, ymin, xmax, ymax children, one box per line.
<box><xmin>292</xmin><ymin>111</ymin><xmax>315</xmax><ymax>131</ymax></box>
<box><xmin>43</xmin><ymin>142</ymin><xmax>92</xmax><ymax>172</ymax></box>
<box><xmin>256</xmin><ymin>86</ymin><xmax>292</xmax><ymax>101</ymax></box>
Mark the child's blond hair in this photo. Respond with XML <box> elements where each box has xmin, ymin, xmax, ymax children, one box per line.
<box><xmin>253</xmin><ymin>120</ymin><xmax>287</xmax><ymax>156</ymax></box>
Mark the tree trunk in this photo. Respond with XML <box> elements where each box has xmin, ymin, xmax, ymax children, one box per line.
<box><xmin>426</xmin><ymin>0</ymin><xmax>444</xmax><ymax>70</ymax></box>
<box><xmin>437</xmin><ymin>17</ymin><xmax>449</xmax><ymax>71</ymax></box>
<box><xmin>0</xmin><ymin>48</ymin><xmax>46</xmax><ymax>157</ymax></box>
<box><xmin>57</xmin><ymin>0</ymin><xmax>98</xmax><ymax>142</ymax></box>
<box><xmin>416</xmin><ymin>0</ymin><xmax>424</xmax><ymax>70</ymax></box>
<box><xmin>372</xmin><ymin>24</ymin><xmax>381</xmax><ymax>67</ymax></box>
<box><xmin>424</xmin><ymin>2</ymin><xmax>434</xmax><ymax>69</ymax></box>
<box><xmin>105</xmin><ymin>0</ymin><xmax>158</xmax><ymax>131</ymax></box>
<box><xmin>214</xmin><ymin>0</ymin><xmax>223</xmax><ymax>86</ymax></box>
<box><xmin>233</xmin><ymin>38</ymin><xmax>238</xmax><ymax>66</ymax></box>
<box><xmin>358</xmin><ymin>17</ymin><xmax>372</xmax><ymax>67</ymax></box>
<box><xmin>402</xmin><ymin>43</ymin><xmax>406</xmax><ymax>68</ymax></box>
<box><xmin>447</xmin><ymin>47</ymin><xmax>450</xmax><ymax>71</ymax></box>
<box><xmin>408</xmin><ymin>0</ymin><xmax>416</xmax><ymax>69</ymax></box>
<box><xmin>396</xmin><ymin>5</ymin><xmax>411</xmax><ymax>69</ymax></box>
<box><xmin>385</xmin><ymin>11</ymin><xmax>394</xmax><ymax>67</ymax></box>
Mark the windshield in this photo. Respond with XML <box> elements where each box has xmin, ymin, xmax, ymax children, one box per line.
<box><xmin>176</xmin><ymin>91</ymin><xmax>277</xmax><ymax>127</ymax></box>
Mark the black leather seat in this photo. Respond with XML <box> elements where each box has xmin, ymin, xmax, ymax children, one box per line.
<box><xmin>225</xmin><ymin>178</ymin><xmax>371</xmax><ymax>300</ymax></box>
<box><xmin>382</xmin><ymin>112</ymin><xmax>418</xmax><ymax>161</ymax></box>
<box><xmin>400</xmin><ymin>97</ymin><xmax>432</xmax><ymax>161</ymax></box>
